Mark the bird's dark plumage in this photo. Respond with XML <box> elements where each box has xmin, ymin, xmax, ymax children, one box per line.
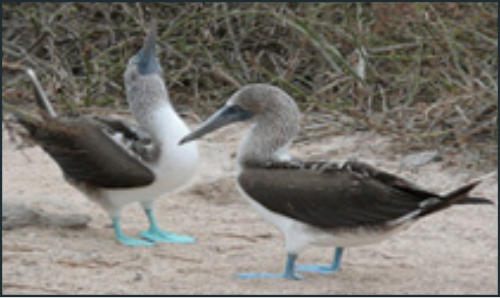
<box><xmin>238</xmin><ymin>160</ymin><xmax>492</xmax><ymax>229</ymax></box>
<box><xmin>14</xmin><ymin>113</ymin><xmax>155</xmax><ymax>188</ymax></box>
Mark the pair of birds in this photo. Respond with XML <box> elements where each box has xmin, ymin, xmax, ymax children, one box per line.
<box><xmin>12</xmin><ymin>24</ymin><xmax>492</xmax><ymax>280</ymax></box>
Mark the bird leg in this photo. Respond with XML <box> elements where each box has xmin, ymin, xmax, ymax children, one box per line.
<box><xmin>112</xmin><ymin>217</ymin><xmax>154</xmax><ymax>247</ymax></box>
<box><xmin>295</xmin><ymin>247</ymin><xmax>344</xmax><ymax>274</ymax></box>
<box><xmin>139</xmin><ymin>208</ymin><xmax>196</xmax><ymax>244</ymax></box>
<box><xmin>236</xmin><ymin>253</ymin><xmax>304</xmax><ymax>280</ymax></box>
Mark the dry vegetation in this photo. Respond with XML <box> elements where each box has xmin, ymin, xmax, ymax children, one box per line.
<box><xmin>2</xmin><ymin>3</ymin><xmax>498</xmax><ymax>169</ymax></box>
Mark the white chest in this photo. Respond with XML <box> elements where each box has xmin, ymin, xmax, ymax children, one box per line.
<box><xmin>149</xmin><ymin>106</ymin><xmax>199</xmax><ymax>189</ymax></box>
<box><xmin>103</xmin><ymin>106</ymin><xmax>199</xmax><ymax>210</ymax></box>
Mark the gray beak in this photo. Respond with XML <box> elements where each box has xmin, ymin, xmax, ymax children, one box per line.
<box><xmin>137</xmin><ymin>21</ymin><xmax>159</xmax><ymax>74</ymax></box>
<box><xmin>179</xmin><ymin>105</ymin><xmax>254</xmax><ymax>145</ymax></box>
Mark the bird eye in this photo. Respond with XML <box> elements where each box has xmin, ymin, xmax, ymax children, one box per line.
<box><xmin>225</xmin><ymin>105</ymin><xmax>254</xmax><ymax>121</ymax></box>
<box><xmin>226</xmin><ymin>105</ymin><xmax>239</xmax><ymax>113</ymax></box>
<box><xmin>227</xmin><ymin>105</ymin><xmax>246</xmax><ymax>114</ymax></box>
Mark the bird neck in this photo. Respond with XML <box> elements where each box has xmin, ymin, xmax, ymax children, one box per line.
<box><xmin>237</xmin><ymin>112</ymin><xmax>300</xmax><ymax>167</ymax></box>
<box><xmin>135</xmin><ymin>101</ymin><xmax>187</xmax><ymax>147</ymax></box>
<box><xmin>126</xmin><ymin>74</ymin><xmax>181</xmax><ymax>145</ymax></box>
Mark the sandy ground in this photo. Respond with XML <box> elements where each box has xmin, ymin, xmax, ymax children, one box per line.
<box><xmin>2</xmin><ymin>122</ymin><xmax>498</xmax><ymax>295</ymax></box>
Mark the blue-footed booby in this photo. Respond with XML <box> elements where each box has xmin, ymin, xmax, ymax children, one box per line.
<box><xmin>179</xmin><ymin>84</ymin><xmax>492</xmax><ymax>280</ymax></box>
<box><xmin>11</xmin><ymin>24</ymin><xmax>199</xmax><ymax>247</ymax></box>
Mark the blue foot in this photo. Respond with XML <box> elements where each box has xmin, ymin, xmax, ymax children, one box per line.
<box><xmin>141</xmin><ymin>208</ymin><xmax>195</xmax><ymax>244</ymax></box>
<box><xmin>295</xmin><ymin>264</ymin><xmax>340</xmax><ymax>275</ymax></box>
<box><xmin>117</xmin><ymin>234</ymin><xmax>155</xmax><ymax>247</ymax></box>
<box><xmin>236</xmin><ymin>272</ymin><xmax>304</xmax><ymax>280</ymax></box>
<box><xmin>236</xmin><ymin>253</ymin><xmax>304</xmax><ymax>280</ymax></box>
<box><xmin>139</xmin><ymin>229</ymin><xmax>196</xmax><ymax>244</ymax></box>
<box><xmin>112</xmin><ymin>217</ymin><xmax>155</xmax><ymax>247</ymax></box>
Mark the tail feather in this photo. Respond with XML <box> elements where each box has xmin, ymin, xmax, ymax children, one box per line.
<box><xmin>25</xmin><ymin>68</ymin><xmax>57</xmax><ymax>118</ymax></box>
<box><xmin>419</xmin><ymin>181</ymin><xmax>493</xmax><ymax>217</ymax></box>
<box><xmin>443</xmin><ymin>180</ymin><xmax>493</xmax><ymax>205</ymax></box>
<box><xmin>454</xmin><ymin>197</ymin><xmax>494</xmax><ymax>205</ymax></box>
<box><xmin>443</xmin><ymin>180</ymin><xmax>480</xmax><ymax>201</ymax></box>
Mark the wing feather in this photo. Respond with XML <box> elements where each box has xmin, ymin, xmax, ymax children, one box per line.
<box><xmin>17</xmin><ymin>115</ymin><xmax>155</xmax><ymax>188</ymax></box>
<box><xmin>238</xmin><ymin>160</ymin><xmax>440</xmax><ymax>229</ymax></box>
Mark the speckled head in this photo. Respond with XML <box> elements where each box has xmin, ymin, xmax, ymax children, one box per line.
<box><xmin>179</xmin><ymin>84</ymin><xmax>301</xmax><ymax>163</ymax></box>
<box><xmin>226</xmin><ymin>84</ymin><xmax>301</xmax><ymax>121</ymax></box>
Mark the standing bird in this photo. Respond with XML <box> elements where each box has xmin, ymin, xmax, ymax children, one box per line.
<box><xmin>9</xmin><ymin>24</ymin><xmax>199</xmax><ymax>246</ymax></box>
<box><xmin>179</xmin><ymin>84</ymin><xmax>492</xmax><ymax>280</ymax></box>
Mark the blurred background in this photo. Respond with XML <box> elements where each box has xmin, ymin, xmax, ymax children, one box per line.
<box><xmin>2</xmin><ymin>3</ymin><xmax>497</xmax><ymax>170</ymax></box>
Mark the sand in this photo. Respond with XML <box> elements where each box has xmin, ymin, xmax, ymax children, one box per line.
<box><xmin>2</xmin><ymin>123</ymin><xmax>498</xmax><ymax>295</ymax></box>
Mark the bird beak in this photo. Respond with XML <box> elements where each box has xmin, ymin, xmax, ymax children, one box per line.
<box><xmin>179</xmin><ymin>105</ymin><xmax>254</xmax><ymax>145</ymax></box>
<box><xmin>137</xmin><ymin>21</ymin><xmax>159</xmax><ymax>74</ymax></box>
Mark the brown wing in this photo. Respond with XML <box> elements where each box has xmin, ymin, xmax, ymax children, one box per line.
<box><xmin>91</xmin><ymin>115</ymin><xmax>160</xmax><ymax>162</ymax></box>
<box><xmin>238</xmin><ymin>161</ymin><xmax>442</xmax><ymax>229</ymax></box>
<box><xmin>16</xmin><ymin>114</ymin><xmax>155</xmax><ymax>188</ymax></box>
<box><xmin>342</xmin><ymin>160</ymin><xmax>439</xmax><ymax>198</ymax></box>
<box><xmin>92</xmin><ymin>115</ymin><xmax>149</xmax><ymax>142</ymax></box>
